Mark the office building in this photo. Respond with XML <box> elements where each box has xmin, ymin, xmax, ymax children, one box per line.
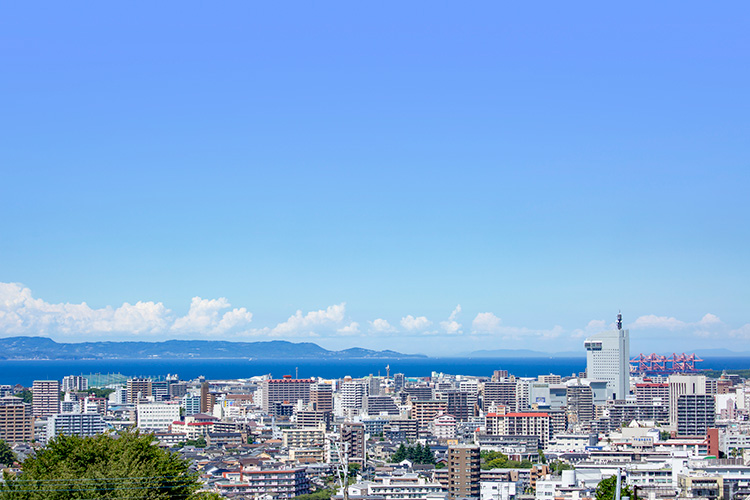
<box><xmin>584</xmin><ymin>313</ymin><xmax>630</xmax><ymax>400</ymax></box>
<box><xmin>137</xmin><ymin>403</ymin><xmax>181</xmax><ymax>431</ymax></box>
<box><xmin>447</xmin><ymin>445</ymin><xmax>480</xmax><ymax>499</ymax></box>
<box><xmin>32</xmin><ymin>380</ymin><xmax>60</xmax><ymax>417</ymax></box>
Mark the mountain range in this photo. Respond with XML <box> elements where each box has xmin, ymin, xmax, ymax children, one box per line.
<box><xmin>0</xmin><ymin>336</ymin><xmax>426</xmax><ymax>360</ymax></box>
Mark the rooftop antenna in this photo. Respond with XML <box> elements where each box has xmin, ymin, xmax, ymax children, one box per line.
<box><xmin>617</xmin><ymin>311</ymin><xmax>623</xmax><ymax>331</ymax></box>
<box><xmin>386</xmin><ymin>364</ymin><xmax>390</xmax><ymax>380</ymax></box>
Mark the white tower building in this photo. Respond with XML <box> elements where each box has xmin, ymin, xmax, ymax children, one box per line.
<box><xmin>584</xmin><ymin>313</ymin><xmax>630</xmax><ymax>400</ymax></box>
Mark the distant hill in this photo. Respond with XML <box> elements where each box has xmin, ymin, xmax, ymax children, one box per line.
<box><xmin>0</xmin><ymin>336</ymin><xmax>426</xmax><ymax>360</ymax></box>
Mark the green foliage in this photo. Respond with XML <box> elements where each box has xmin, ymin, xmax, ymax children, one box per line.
<box><xmin>435</xmin><ymin>462</ymin><xmax>446</xmax><ymax>469</ymax></box>
<box><xmin>180</xmin><ymin>437</ymin><xmax>207</xmax><ymax>448</ymax></box>
<box><xmin>295</xmin><ymin>489</ymin><xmax>333</xmax><ymax>500</ymax></box>
<box><xmin>660</xmin><ymin>430</ymin><xmax>671</xmax><ymax>440</ymax></box>
<box><xmin>550</xmin><ymin>460</ymin><xmax>574</xmax><ymax>473</ymax></box>
<box><xmin>480</xmin><ymin>450</ymin><xmax>533</xmax><ymax>470</ymax></box>
<box><xmin>595</xmin><ymin>475</ymin><xmax>638</xmax><ymax>500</ymax></box>
<box><xmin>0</xmin><ymin>430</ymin><xmax>207</xmax><ymax>499</ymax></box>
<box><xmin>247</xmin><ymin>435</ymin><xmax>255</xmax><ymax>444</ymax></box>
<box><xmin>703</xmin><ymin>369</ymin><xmax>750</xmax><ymax>379</ymax></box>
<box><xmin>391</xmin><ymin>443</ymin><xmax>436</xmax><ymax>464</ymax></box>
<box><xmin>17</xmin><ymin>389</ymin><xmax>32</xmax><ymax>404</ymax></box>
<box><xmin>88</xmin><ymin>387</ymin><xmax>115</xmax><ymax>398</ymax></box>
<box><xmin>0</xmin><ymin>439</ymin><xmax>16</xmax><ymax>466</ymax></box>
<box><xmin>348</xmin><ymin>463</ymin><xmax>361</xmax><ymax>477</ymax></box>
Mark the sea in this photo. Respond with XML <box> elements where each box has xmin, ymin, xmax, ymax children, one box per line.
<box><xmin>0</xmin><ymin>356</ymin><xmax>748</xmax><ymax>387</ymax></box>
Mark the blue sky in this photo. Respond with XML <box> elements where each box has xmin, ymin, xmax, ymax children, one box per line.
<box><xmin>1</xmin><ymin>2</ymin><xmax>749</xmax><ymax>356</ymax></box>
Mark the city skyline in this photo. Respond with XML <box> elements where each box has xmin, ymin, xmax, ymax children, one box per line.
<box><xmin>2</xmin><ymin>3</ymin><xmax>749</xmax><ymax>356</ymax></box>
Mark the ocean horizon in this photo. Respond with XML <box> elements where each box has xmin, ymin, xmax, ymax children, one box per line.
<box><xmin>1</xmin><ymin>356</ymin><xmax>749</xmax><ymax>387</ymax></box>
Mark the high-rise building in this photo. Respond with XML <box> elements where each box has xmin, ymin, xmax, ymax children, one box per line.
<box><xmin>61</xmin><ymin>375</ymin><xmax>88</xmax><ymax>393</ymax></box>
<box><xmin>32</xmin><ymin>380</ymin><xmax>60</xmax><ymax>417</ymax></box>
<box><xmin>127</xmin><ymin>378</ymin><xmax>152</xmax><ymax>404</ymax></box>
<box><xmin>0</xmin><ymin>396</ymin><xmax>34</xmax><ymax>443</ymax></box>
<box><xmin>310</xmin><ymin>383</ymin><xmax>333</xmax><ymax>413</ymax></box>
<box><xmin>393</xmin><ymin>373</ymin><xmax>405</xmax><ymax>393</ymax></box>
<box><xmin>341</xmin><ymin>422</ymin><xmax>366</xmax><ymax>466</ymax></box>
<box><xmin>447</xmin><ymin>445</ymin><xmax>480</xmax><ymax>499</ymax></box>
<box><xmin>182</xmin><ymin>394</ymin><xmax>202</xmax><ymax>416</ymax></box>
<box><xmin>340</xmin><ymin>380</ymin><xmax>368</xmax><ymax>413</ymax></box>
<box><xmin>677</xmin><ymin>394</ymin><xmax>715</xmax><ymax>436</ymax></box>
<box><xmin>566</xmin><ymin>384</ymin><xmax>594</xmax><ymax>426</ymax></box>
<box><xmin>482</xmin><ymin>381</ymin><xmax>516</xmax><ymax>411</ymax></box>
<box><xmin>584</xmin><ymin>313</ymin><xmax>630</xmax><ymax>400</ymax></box>
<box><xmin>200</xmin><ymin>381</ymin><xmax>210</xmax><ymax>414</ymax></box>
<box><xmin>262</xmin><ymin>376</ymin><xmax>314</xmax><ymax>414</ymax></box>
<box><xmin>636</xmin><ymin>382</ymin><xmax>670</xmax><ymax>407</ymax></box>
<box><xmin>668</xmin><ymin>374</ymin><xmax>707</xmax><ymax>427</ymax></box>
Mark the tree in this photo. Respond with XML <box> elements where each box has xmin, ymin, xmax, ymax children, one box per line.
<box><xmin>595</xmin><ymin>474</ymin><xmax>637</xmax><ymax>500</ymax></box>
<box><xmin>87</xmin><ymin>388</ymin><xmax>115</xmax><ymax>398</ymax></box>
<box><xmin>0</xmin><ymin>430</ymin><xmax>213</xmax><ymax>499</ymax></box>
<box><xmin>0</xmin><ymin>439</ymin><xmax>15</xmax><ymax>466</ymax></box>
<box><xmin>17</xmin><ymin>389</ymin><xmax>32</xmax><ymax>404</ymax></box>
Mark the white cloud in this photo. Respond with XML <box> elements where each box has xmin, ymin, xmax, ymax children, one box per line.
<box><xmin>631</xmin><ymin>315</ymin><xmax>686</xmax><ymax>330</ymax></box>
<box><xmin>369</xmin><ymin>318</ymin><xmax>396</xmax><ymax>333</ymax></box>
<box><xmin>570</xmin><ymin>319</ymin><xmax>609</xmax><ymax>339</ymax></box>
<box><xmin>400</xmin><ymin>315</ymin><xmax>432</xmax><ymax>331</ymax></box>
<box><xmin>270</xmin><ymin>303</ymin><xmax>346</xmax><ymax>336</ymax></box>
<box><xmin>337</xmin><ymin>322</ymin><xmax>360</xmax><ymax>335</ymax></box>
<box><xmin>171</xmin><ymin>297</ymin><xmax>253</xmax><ymax>335</ymax></box>
<box><xmin>698</xmin><ymin>313</ymin><xmax>722</xmax><ymax>326</ymax></box>
<box><xmin>0</xmin><ymin>282</ymin><xmax>172</xmax><ymax>335</ymax></box>
<box><xmin>472</xmin><ymin>312</ymin><xmax>502</xmax><ymax>334</ymax></box>
<box><xmin>440</xmin><ymin>305</ymin><xmax>462</xmax><ymax>334</ymax></box>
<box><xmin>729</xmin><ymin>324</ymin><xmax>750</xmax><ymax>339</ymax></box>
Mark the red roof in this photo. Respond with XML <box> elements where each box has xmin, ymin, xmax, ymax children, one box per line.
<box><xmin>502</xmin><ymin>412</ymin><xmax>549</xmax><ymax>418</ymax></box>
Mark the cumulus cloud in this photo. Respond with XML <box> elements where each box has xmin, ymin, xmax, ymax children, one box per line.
<box><xmin>440</xmin><ymin>305</ymin><xmax>462</xmax><ymax>334</ymax></box>
<box><xmin>631</xmin><ymin>315</ymin><xmax>686</xmax><ymax>330</ymax></box>
<box><xmin>337</xmin><ymin>322</ymin><xmax>360</xmax><ymax>336</ymax></box>
<box><xmin>0</xmin><ymin>282</ymin><xmax>172</xmax><ymax>335</ymax></box>
<box><xmin>400</xmin><ymin>315</ymin><xmax>432</xmax><ymax>331</ymax></box>
<box><xmin>729</xmin><ymin>324</ymin><xmax>750</xmax><ymax>339</ymax></box>
<box><xmin>171</xmin><ymin>297</ymin><xmax>253</xmax><ymax>335</ymax></box>
<box><xmin>472</xmin><ymin>312</ymin><xmax>502</xmax><ymax>334</ymax></box>
<box><xmin>269</xmin><ymin>303</ymin><xmax>346</xmax><ymax>336</ymax></box>
<box><xmin>369</xmin><ymin>318</ymin><xmax>396</xmax><ymax>333</ymax></box>
<box><xmin>570</xmin><ymin>319</ymin><xmax>610</xmax><ymax>339</ymax></box>
<box><xmin>0</xmin><ymin>282</ymin><xmax>255</xmax><ymax>337</ymax></box>
<box><xmin>470</xmin><ymin>311</ymin><xmax>563</xmax><ymax>341</ymax></box>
